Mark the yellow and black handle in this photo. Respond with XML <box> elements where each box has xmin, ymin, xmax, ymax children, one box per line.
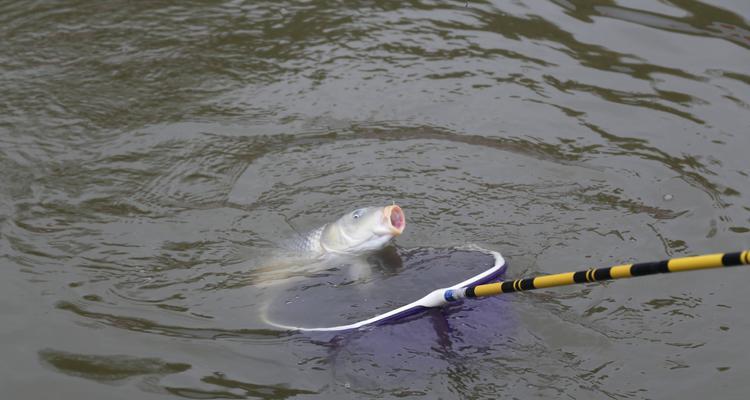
<box><xmin>446</xmin><ymin>250</ymin><xmax>750</xmax><ymax>301</ymax></box>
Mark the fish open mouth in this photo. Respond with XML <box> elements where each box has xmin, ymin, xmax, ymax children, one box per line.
<box><xmin>385</xmin><ymin>204</ymin><xmax>406</xmax><ymax>235</ymax></box>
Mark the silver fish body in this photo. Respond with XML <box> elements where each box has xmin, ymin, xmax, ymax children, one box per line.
<box><xmin>288</xmin><ymin>225</ymin><xmax>325</xmax><ymax>253</ymax></box>
<box><xmin>287</xmin><ymin>205</ymin><xmax>406</xmax><ymax>256</ymax></box>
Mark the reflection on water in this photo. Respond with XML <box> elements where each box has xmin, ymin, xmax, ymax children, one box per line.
<box><xmin>55</xmin><ymin>301</ymin><xmax>287</xmax><ymax>341</ymax></box>
<box><xmin>169</xmin><ymin>373</ymin><xmax>318</xmax><ymax>399</ymax></box>
<box><xmin>39</xmin><ymin>349</ymin><xmax>317</xmax><ymax>398</ymax></box>
<box><xmin>558</xmin><ymin>0</ymin><xmax>750</xmax><ymax>49</ymax></box>
<box><xmin>2</xmin><ymin>0</ymin><xmax>750</xmax><ymax>398</ymax></box>
<box><xmin>39</xmin><ymin>349</ymin><xmax>190</xmax><ymax>382</ymax></box>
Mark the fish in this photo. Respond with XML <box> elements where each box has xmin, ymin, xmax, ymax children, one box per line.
<box><xmin>290</xmin><ymin>204</ymin><xmax>406</xmax><ymax>255</ymax></box>
<box><xmin>248</xmin><ymin>204</ymin><xmax>406</xmax><ymax>288</ymax></box>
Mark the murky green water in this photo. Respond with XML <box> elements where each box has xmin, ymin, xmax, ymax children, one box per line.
<box><xmin>2</xmin><ymin>1</ymin><xmax>749</xmax><ymax>398</ymax></box>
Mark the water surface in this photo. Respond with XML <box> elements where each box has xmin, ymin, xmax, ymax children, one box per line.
<box><xmin>1</xmin><ymin>1</ymin><xmax>749</xmax><ymax>398</ymax></box>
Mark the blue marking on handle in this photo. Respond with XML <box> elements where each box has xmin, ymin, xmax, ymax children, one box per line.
<box><xmin>444</xmin><ymin>289</ymin><xmax>455</xmax><ymax>302</ymax></box>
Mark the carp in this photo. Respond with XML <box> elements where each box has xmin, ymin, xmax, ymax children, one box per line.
<box><xmin>289</xmin><ymin>204</ymin><xmax>406</xmax><ymax>255</ymax></box>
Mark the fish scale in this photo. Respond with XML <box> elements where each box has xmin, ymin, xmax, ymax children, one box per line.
<box><xmin>288</xmin><ymin>225</ymin><xmax>325</xmax><ymax>253</ymax></box>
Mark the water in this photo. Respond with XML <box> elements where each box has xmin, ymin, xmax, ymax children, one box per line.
<box><xmin>1</xmin><ymin>1</ymin><xmax>749</xmax><ymax>398</ymax></box>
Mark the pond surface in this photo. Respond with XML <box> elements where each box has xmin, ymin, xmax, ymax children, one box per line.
<box><xmin>1</xmin><ymin>1</ymin><xmax>749</xmax><ymax>398</ymax></box>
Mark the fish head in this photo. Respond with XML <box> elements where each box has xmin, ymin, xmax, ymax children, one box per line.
<box><xmin>320</xmin><ymin>204</ymin><xmax>406</xmax><ymax>254</ymax></box>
